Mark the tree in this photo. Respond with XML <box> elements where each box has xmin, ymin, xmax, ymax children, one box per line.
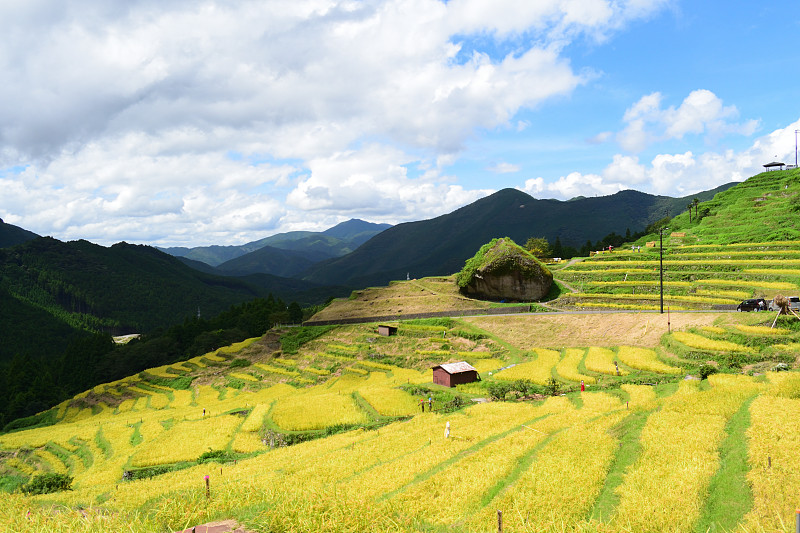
<box><xmin>692</xmin><ymin>197</ymin><xmax>700</xmax><ymax>218</ymax></box>
<box><xmin>552</xmin><ymin>236</ymin><xmax>564</xmax><ymax>258</ymax></box>
<box><xmin>288</xmin><ymin>302</ymin><xmax>303</xmax><ymax>324</ymax></box>
<box><xmin>524</xmin><ymin>237</ymin><xmax>551</xmax><ymax>259</ymax></box>
<box><xmin>687</xmin><ymin>202</ymin><xmax>693</xmax><ymax>222</ymax></box>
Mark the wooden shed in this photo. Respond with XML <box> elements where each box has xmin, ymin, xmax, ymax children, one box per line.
<box><xmin>377</xmin><ymin>325</ymin><xmax>398</xmax><ymax>337</ymax></box>
<box><xmin>432</xmin><ymin>361</ymin><xmax>479</xmax><ymax>388</ymax></box>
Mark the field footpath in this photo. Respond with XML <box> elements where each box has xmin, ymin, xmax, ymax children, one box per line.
<box><xmin>175</xmin><ymin>519</ymin><xmax>254</xmax><ymax>533</ymax></box>
<box><xmin>303</xmin><ymin>304</ymin><xmax>531</xmax><ymax>326</ymax></box>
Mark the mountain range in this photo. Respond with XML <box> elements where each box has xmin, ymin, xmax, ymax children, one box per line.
<box><xmin>160</xmin><ymin>219</ymin><xmax>391</xmax><ymax>268</ymax></box>
<box><xmin>303</xmin><ymin>184</ymin><xmax>736</xmax><ymax>287</ymax></box>
<box><xmin>157</xmin><ymin>184</ymin><xmax>734</xmax><ymax>285</ymax></box>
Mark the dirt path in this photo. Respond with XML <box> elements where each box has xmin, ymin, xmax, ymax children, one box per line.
<box><xmin>175</xmin><ymin>519</ymin><xmax>255</xmax><ymax>533</ymax></box>
<box><xmin>553</xmin><ymin>277</ymin><xmax>578</xmax><ymax>295</ymax></box>
<box><xmin>551</xmin><ymin>258</ymin><xmax>583</xmax><ymax>294</ymax></box>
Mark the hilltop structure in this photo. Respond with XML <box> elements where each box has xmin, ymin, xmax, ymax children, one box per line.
<box><xmin>456</xmin><ymin>237</ymin><xmax>553</xmax><ymax>301</ymax></box>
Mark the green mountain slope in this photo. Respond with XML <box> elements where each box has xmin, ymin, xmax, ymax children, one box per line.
<box><xmin>0</xmin><ymin>218</ymin><xmax>39</xmax><ymax>248</ymax></box>
<box><xmin>662</xmin><ymin>169</ymin><xmax>800</xmax><ymax>243</ymax></box>
<box><xmin>0</xmin><ymin>238</ymin><xmax>344</xmax><ymax>335</ymax></box>
<box><xmin>0</xmin><ymin>237</ymin><xmax>263</xmax><ymax>333</ymax></box>
<box><xmin>215</xmin><ymin>245</ymin><xmax>317</xmax><ymax>277</ymax></box>
<box><xmin>0</xmin><ymin>284</ymin><xmax>83</xmax><ymax>361</ymax></box>
<box><xmin>305</xmin><ymin>184</ymin><xmax>735</xmax><ymax>288</ymax></box>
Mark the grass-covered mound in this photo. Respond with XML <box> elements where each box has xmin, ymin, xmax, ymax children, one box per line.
<box><xmin>456</xmin><ymin>237</ymin><xmax>553</xmax><ymax>300</ymax></box>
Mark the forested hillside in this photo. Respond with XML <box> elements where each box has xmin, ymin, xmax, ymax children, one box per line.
<box><xmin>0</xmin><ymin>237</ymin><xmax>302</xmax><ymax>334</ymax></box>
<box><xmin>0</xmin><ymin>237</ymin><xmax>341</xmax><ymax>426</ymax></box>
<box><xmin>0</xmin><ymin>295</ymin><xmax>298</xmax><ymax>429</ymax></box>
<box><xmin>0</xmin><ymin>218</ymin><xmax>38</xmax><ymax>248</ymax></box>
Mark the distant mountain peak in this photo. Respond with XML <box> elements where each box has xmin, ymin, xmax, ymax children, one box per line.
<box><xmin>322</xmin><ymin>218</ymin><xmax>392</xmax><ymax>240</ymax></box>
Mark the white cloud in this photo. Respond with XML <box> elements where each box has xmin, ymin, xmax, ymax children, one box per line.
<box><xmin>520</xmin><ymin>171</ymin><xmax>624</xmax><ymax>199</ymax></box>
<box><xmin>587</xmin><ymin>131</ymin><xmax>613</xmax><ymax>144</ymax></box>
<box><xmin>0</xmin><ymin>0</ymin><xmax>672</xmax><ymax>246</ymax></box>
<box><xmin>548</xmin><ymin>171</ymin><xmax>625</xmax><ymax>198</ymax></box>
<box><xmin>487</xmin><ymin>162</ymin><xmax>521</xmax><ymax>174</ymax></box>
<box><xmin>286</xmin><ymin>143</ymin><xmax>492</xmax><ymax>220</ymax></box>
<box><xmin>0</xmin><ymin>0</ymin><xmax>595</xmax><ymax>160</ymax></box>
<box><xmin>648</xmin><ymin>152</ymin><xmax>697</xmax><ymax>194</ymax></box>
<box><xmin>603</xmin><ymin>154</ymin><xmax>646</xmax><ymax>184</ymax></box>
<box><xmin>523</xmin><ymin>118</ymin><xmax>800</xmax><ymax>201</ymax></box>
<box><xmin>521</xmin><ymin>177</ymin><xmax>546</xmax><ymax>194</ymax></box>
<box><xmin>447</xmin><ymin>0</ymin><xmax>668</xmax><ymax>40</ymax></box>
<box><xmin>617</xmin><ymin>90</ymin><xmax>758</xmax><ymax>153</ymax></box>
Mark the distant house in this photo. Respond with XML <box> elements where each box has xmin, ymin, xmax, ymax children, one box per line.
<box><xmin>377</xmin><ymin>325</ymin><xmax>397</xmax><ymax>337</ymax></box>
<box><xmin>432</xmin><ymin>361</ymin><xmax>479</xmax><ymax>388</ymax></box>
<box><xmin>763</xmin><ymin>161</ymin><xmax>786</xmax><ymax>171</ymax></box>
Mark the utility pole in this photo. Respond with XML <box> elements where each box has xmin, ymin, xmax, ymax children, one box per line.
<box><xmin>795</xmin><ymin>129</ymin><xmax>798</xmax><ymax>169</ymax></box>
<box><xmin>660</xmin><ymin>227</ymin><xmax>668</xmax><ymax>314</ymax></box>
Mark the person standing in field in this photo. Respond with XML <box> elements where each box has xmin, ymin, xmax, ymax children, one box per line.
<box><xmin>419</xmin><ymin>398</ymin><xmax>425</xmax><ymax>412</ymax></box>
<box><xmin>428</xmin><ymin>396</ymin><xmax>433</xmax><ymax>412</ymax></box>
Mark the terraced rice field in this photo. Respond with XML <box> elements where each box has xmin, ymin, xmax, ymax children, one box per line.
<box><xmin>4</xmin><ymin>371</ymin><xmax>799</xmax><ymax>532</ymax></box>
<box><xmin>2</xmin><ymin>307</ymin><xmax>800</xmax><ymax>532</ymax></box>
<box><xmin>553</xmin><ymin>239</ymin><xmax>800</xmax><ymax>311</ymax></box>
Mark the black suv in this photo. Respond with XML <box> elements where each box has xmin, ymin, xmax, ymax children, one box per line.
<box><xmin>737</xmin><ymin>298</ymin><xmax>767</xmax><ymax>312</ymax></box>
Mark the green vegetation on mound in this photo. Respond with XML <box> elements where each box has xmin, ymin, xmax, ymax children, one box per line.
<box><xmin>456</xmin><ymin>237</ymin><xmax>553</xmax><ymax>289</ymax></box>
<box><xmin>641</xmin><ymin>168</ymin><xmax>800</xmax><ymax>245</ymax></box>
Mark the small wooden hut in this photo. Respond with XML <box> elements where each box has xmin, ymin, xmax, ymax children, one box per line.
<box><xmin>432</xmin><ymin>361</ymin><xmax>479</xmax><ymax>388</ymax></box>
<box><xmin>377</xmin><ymin>325</ymin><xmax>398</xmax><ymax>337</ymax></box>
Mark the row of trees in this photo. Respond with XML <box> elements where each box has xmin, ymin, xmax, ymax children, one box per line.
<box><xmin>525</xmin><ymin>218</ymin><xmax>673</xmax><ymax>260</ymax></box>
<box><xmin>0</xmin><ymin>295</ymin><xmax>306</xmax><ymax>431</ymax></box>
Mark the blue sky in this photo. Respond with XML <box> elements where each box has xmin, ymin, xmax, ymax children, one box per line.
<box><xmin>1</xmin><ymin>1</ymin><xmax>799</xmax><ymax>247</ymax></box>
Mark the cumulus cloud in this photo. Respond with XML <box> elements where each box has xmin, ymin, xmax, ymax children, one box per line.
<box><xmin>521</xmin><ymin>172</ymin><xmax>624</xmax><ymax>199</ymax></box>
<box><xmin>447</xmin><ymin>0</ymin><xmax>669</xmax><ymax>41</ymax></box>
<box><xmin>0</xmin><ymin>0</ymin><xmax>671</xmax><ymax>245</ymax></box>
<box><xmin>617</xmin><ymin>90</ymin><xmax>759</xmax><ymax>153</ymax></box>
<box><xmin>522</xmin><ymin>118</ymin><xmax>800</xmax><ymax>200</ymax></box>
<box><xmin>287</xmin><ymin>144</ymin><xmax>492</xmax><ymax>220</ymax></box>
